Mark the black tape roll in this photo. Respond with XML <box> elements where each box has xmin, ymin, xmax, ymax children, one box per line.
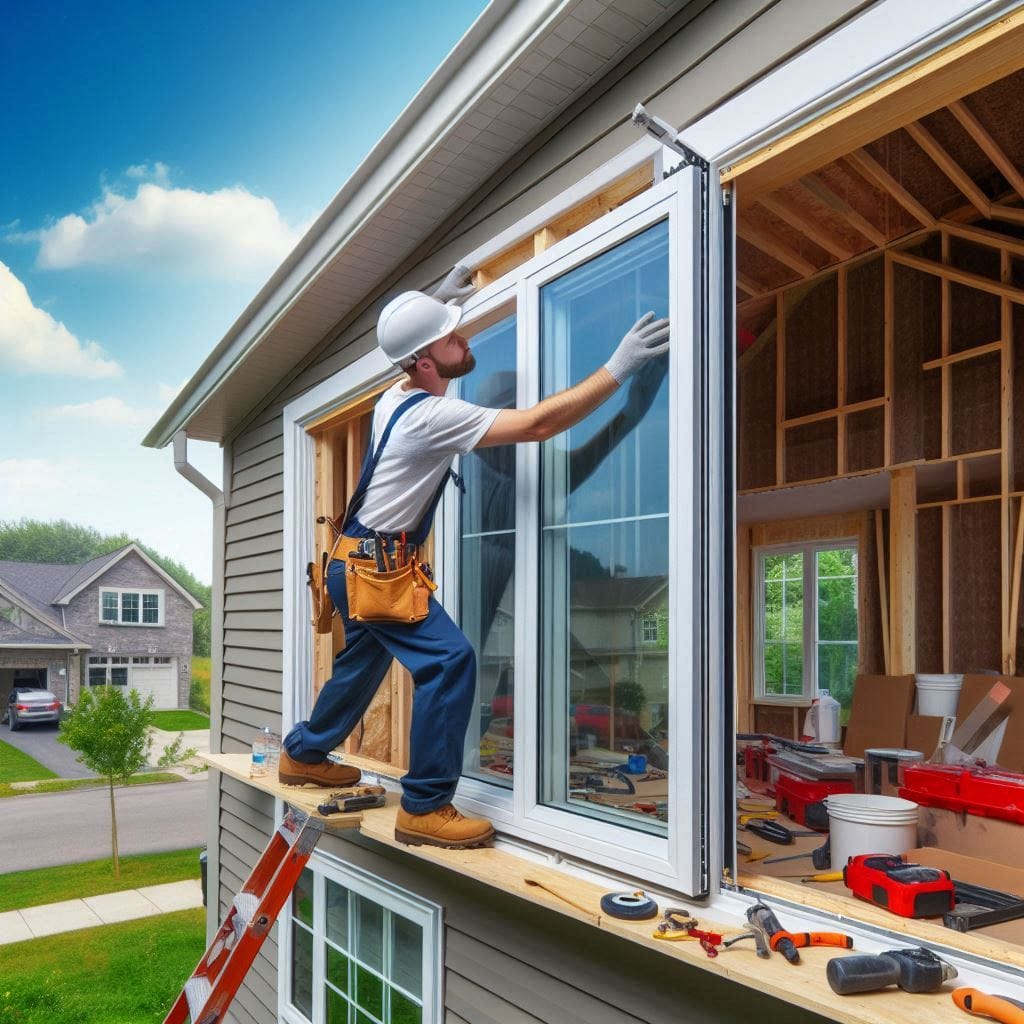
<box><xmin>599</xmin><ymin>891</ymin><xmax>658</xmax><ymax>920</ymax></box>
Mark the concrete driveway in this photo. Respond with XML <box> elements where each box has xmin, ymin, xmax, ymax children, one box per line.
<box><xmin>1</xmin><ymin>719</ymin><xmax>96</xmax><ymax>778</ymax></box>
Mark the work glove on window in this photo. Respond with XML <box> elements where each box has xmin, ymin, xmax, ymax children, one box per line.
<box><xmin>624</xmin><ymin>351</ymin><xmax>668</xmax><ymax>423</ymax></box>
<box><xmin>604</xmin><ymin>311</ymin><xmax>671</xmax><ymax>384</ymax></box>
<box><xmin>432</xmin><ymin>264</ymin><xmax>475</xmax><ymax>304</ymax></box>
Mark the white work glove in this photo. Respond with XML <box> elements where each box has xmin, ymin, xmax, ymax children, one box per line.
<box><xmin>432</xmin><ymin>263</ymin><xmax>474</xmax><ymax>304</ymax></box>
<box><xmin>604</xmin><ymin>311</ymin><xmax>671</xmax><ymax>384</ymax></box>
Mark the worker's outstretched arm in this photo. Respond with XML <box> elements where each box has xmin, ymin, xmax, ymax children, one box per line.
<box><xmin>477</xmin><ymin>312</ymin><xmax>670</xmax><ymax>448</ymax></box>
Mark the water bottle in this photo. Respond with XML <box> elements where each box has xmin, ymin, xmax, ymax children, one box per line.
<box><xmin>261</xmin><ymin>727</ymin><xmax>282</xmax><ymax>771</ymax></box>
<box><xmin>250</xmin><ymin>731</ymin><xmax>268</xmax><ymax>778</ymax></box>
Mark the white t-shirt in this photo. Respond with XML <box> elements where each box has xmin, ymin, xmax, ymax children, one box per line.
<box><xmin>354</xmin><ymin>381</ymin><xmax>501</xmax><ymax>534</ymax></box>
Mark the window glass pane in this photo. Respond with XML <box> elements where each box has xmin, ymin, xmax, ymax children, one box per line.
<box><xmin>326</xmin><ymin>984</ymin><xmax>349</xmax><ymax>1024</ymax></box>
<box><xmin>293</xmin><ymin>868</ymin><xmax>314</xmax><ymax>926</ymax></box>
<box><xmin>354</xmin><ymin>896</ymin><xmax>383</xmax><ymax>973</ymax></box>
<box><xmin>121</xmin><ymin>592</ymin><xmax>139</xmax><ymax>623</ymax></box>
<box><xmin>540</xmin><ymin>221</ymin><xmax>670</xmax><ymax>833</ymax></box>
<box><xmin>111</xmin><ymin>667</ymin><xmax>128</xmax><ymax>686</ymax></box>
<box><xmin>101</xmin><ymin>592</ymin><xmax>118</xmax><ymax>621</ymax></box>
<box><xmin>291</xmin><ymin>921</ymin><xmax>314</xmax><ymax>1018</ymax></box>
<box><xmin>327</xmin><ymin>879</ymin><xmax>349</xmax><ymax>950</ymax></box>
<box><xmin>389</xmin><ymin>914</ymin><xmax>422</xmax><ymax>998</ymax></box>
<box><xmin>761</xmin><ymin>552</ymin><xmax>804</xmax><ymax>696</ymax></box>
<box><xmin>88</xmin><ymin>668</ymin><xmax>107</xmax><ymax>687</ymax></box>
<box><xmin>817</xmin><ymin>546</ymin><xmax>859</xmax><ymax>714</ymax></box>
<box><xmin>143</xmin><ymin>593</ymin><xmax>159</xmax><ymax>623</ymax></box>
<box><xmin>355</xmin><ymin>964</ymin><xmax>383</xmax><ymax>1020</ymax></box>
<box><xmin>458</xmin><ymin>315</ymin><xmax>516</xmax><ymax>787</ymax></box>
<box><xmin>390</xmin><ymin>989</ymin><xmax>423</xmax><ymax>1024</ymax></box>
<box><xmin>327</xmin><ymin>946</ymin><xmax>350</xmax><ymax>995</ymax></box>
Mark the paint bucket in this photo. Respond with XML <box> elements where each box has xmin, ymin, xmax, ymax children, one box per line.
<box><xmin>826</xmin><ymin>794</ymin><xmax>920</xmax><ymax>870</ymax></box>
<box><xmin>627</xmin><ymin>753</ymin><xmax>648</xmax><ymax>774</ymax></box>
<box><xmin>914</xmin><ymin>674</ymin><xmax>963</xmax><ymax>717</ymax></box>
<box><xmin>864</xmin><ymin>748</ymin><xmax>923</xmax><ymax>796</ymax></box>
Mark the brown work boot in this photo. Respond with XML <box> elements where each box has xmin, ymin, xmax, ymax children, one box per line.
<box><xmin>279</xmin><ymin>751</ymin><xmax>360</xmax><ymax>788</ymax></box>
<box><xmin>395</xmin><ymin>804</ymin><xmax>495</xmax><ymax>849</ymax></box>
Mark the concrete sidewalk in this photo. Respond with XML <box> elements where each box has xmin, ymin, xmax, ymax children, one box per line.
<box><xmin>0</xmin><ymin>879</ymin><xmax>203</xmax><ymax>946</ymax></box>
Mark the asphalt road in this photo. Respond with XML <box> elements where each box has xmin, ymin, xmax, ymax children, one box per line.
<box><xmin>1</xmin><ymin>720</ymin><xmax>96</xmax><ymax>778</ymax></box>
<box><xmin>5</xmin><ymin>780</ymin><xmax>208</xmax><ymax>871</ymax></box>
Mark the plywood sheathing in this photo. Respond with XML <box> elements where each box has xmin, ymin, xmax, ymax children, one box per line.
<box><xmin>950</xmin><ymin>500</ymin><xmax>1004</xmax><ymax>672</ymax></box>
<box><xmin>916</xmin><ymin>506</ymin><xmax>944</xmax><ymax>674</ymax></box>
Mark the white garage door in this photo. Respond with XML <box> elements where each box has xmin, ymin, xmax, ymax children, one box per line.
<box><xmin>130</xmin><ymin>657</ymin><xmax>178</xmax><ymax>709</ymax></box>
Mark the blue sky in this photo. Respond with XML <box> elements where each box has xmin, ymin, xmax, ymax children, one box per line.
<box><xmin>1</xmin><ymin>0</ymin><xmax>488</xmax><ymax>581</ymax></box>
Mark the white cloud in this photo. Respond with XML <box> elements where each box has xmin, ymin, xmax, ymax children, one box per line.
<box><xmin>0</xmin><ymin>458</ymin><xmax>65</xmax><ymax>501</ymax></box>
<box><xmin>36</xmin><ymin>180</ymin><xmax>303</xmax><ymax>280</ymax></box>
<box><xmin>55</xmin><ymin>396</ymin><xmax>152</xmax><ymax>427</ymax></box>
<box><xmin>125</xmin><ymin>161</ymin><xmax>170</xmax><ymax>186</ymax></box>
<box><xmin>0</xmin><ymin>262</ymin><xmax>122</xmax><ymax>378</ymax></box>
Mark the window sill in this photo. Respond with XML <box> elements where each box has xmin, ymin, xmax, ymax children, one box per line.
<box><xmin>202</xmin><ymin>752</ymin><xmax>987</xmax><ymax>1024</ymax></box>
<box><xmin>751</xmin><ymin>697</ymin><xmax>813</xmax><ymax>708</ymax></box>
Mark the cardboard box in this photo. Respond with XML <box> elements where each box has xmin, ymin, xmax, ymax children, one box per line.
<box><xmin>843</xmin><ymin>674</ymin><xmax>915</xmax><ymax>759</ymax></box>
<box><xmin>906</xmin><ymin>714</ymin><xmax>944</xmax><ymax>761</ymax></box>
<box><xmin>917</xmin><ymin>804</ymin><xmax>1024</xmax><ymax>869</ymax></box>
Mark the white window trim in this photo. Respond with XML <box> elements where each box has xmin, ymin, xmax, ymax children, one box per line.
<box><xmin>278</xmin><ymin>845</ymin><xmax>443</xmax><ymax>1024</ymax></box>
<box><xmin>752</xmin><ymin>539</ymin><xmax>860</xmax><ymax>705</ymax></box>
<box><xmin>98</xmin><ymin>587</ymin><xmax>165</xmax><ymax>627</ymax></box>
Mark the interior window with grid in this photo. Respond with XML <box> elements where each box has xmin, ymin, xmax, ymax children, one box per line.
<box><xmin>288</xmin><ymin>864</ymin><xmax>438</xmax><ymax>1024</ymax></box>
<box><xmin>101</xmin><ymin>591</ymin><xmax>118</xmax><ymax>622</ymax></box>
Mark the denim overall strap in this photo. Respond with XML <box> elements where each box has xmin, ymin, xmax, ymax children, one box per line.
<box><xmin>341</xmin><ymin>392</ymin><xmax>432</xmax><ymax>538</ymax></box>
<box><xmin>406</xmin><ymin>464</ymin><xmax>464</xmax><ymax>545</ymax></box>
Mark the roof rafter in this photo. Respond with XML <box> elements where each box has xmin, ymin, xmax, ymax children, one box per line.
<box><xmin>736</xmin><ymin>221</ymin><xmax>818</xmax><ymax>277</ymax></box>
<box><xmin>948</xmin><ymin>99</ymin><xmax>1024</xmax><ymax>199</ymax></box>
<box><xmin>757</xmin><ymin>194</ymin><xmax>855</xmax><ymax>261</ymax></box>
<box><xmin>904</xmin><ymin>120</ymin><xmax>991</xmax><ymax>217</ymax></box>
<box><xmin>798</xmin><ymin>176</ymin><xmax>887</xmax><ymax>247</ymax></box>
<box><xmin>843</xmin><ymin>148</ymin><xmax>935</xmax><ymax>227</ymax></box>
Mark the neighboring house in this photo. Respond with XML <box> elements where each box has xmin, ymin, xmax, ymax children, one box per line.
<box><xmin>0</xmin><ymin>544</ymin><xmax>202</xmax><ymax>710</ymax></box>
<box><xmin>145</xmin><ymin>3</ymin><xmax>1024</xmax><ymax>1023</ymax></box>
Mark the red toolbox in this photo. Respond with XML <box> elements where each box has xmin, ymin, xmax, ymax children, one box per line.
<box><xmin>899</xmin><ymin>764</ymin><xmax>1024</xmax><ymax>825</ymax></box>
<box><xmin>744</xmin><ymin>740</ymin><xmax>776</xmax><ymax>784</ymax></box>
<box><xmin>775</xmin><ymin>773</ymin><xmax>854</xmax><ymax>828</ymax></box>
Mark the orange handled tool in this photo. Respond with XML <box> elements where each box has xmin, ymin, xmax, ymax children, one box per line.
<box><xmin>954</xmin><ymin>988</ymin><xmax>1024</xmax><ymax>1024</ymax></box>
<box><xmin>783</xmin><ymin>931</ymin><xmax>854</xmax><ymax>951</ymax></box>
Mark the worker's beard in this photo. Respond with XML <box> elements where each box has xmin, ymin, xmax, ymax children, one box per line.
<box><xmin>434</xmin><ymin>349</ymin><xmax>476</xmax><ymax>379</ymax></box>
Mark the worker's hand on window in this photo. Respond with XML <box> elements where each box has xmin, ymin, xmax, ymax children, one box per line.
<box><xmin>624</xmin><ymin>351</ymin><xmax>668</xmax><ymax>422</ymax></box>
<box><xmin>432</xmin><ymin>264</ymin><xmax>475</xmax><ymax>304</ymax></box>
<box><xmin>604</xmin><ymin>311</ymin><xmax>670</xmax><ymax>383</ymax></box>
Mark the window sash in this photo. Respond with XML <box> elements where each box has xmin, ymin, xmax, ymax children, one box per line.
<box><xmin>443</xmin><ymin>167</ymin><xmax>706</xmax><ymax>892</ymax></box>
<box><xmin>753</xmin><ymin>540</ymin><xmax>859</xmax><ymax>703</ymax></box>
<box><xmin>98</xmin><ymin>588</ymin><xmax>163</xmax><ymax>626</ymax></box>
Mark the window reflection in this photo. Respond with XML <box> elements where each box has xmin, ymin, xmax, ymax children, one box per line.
<box><xmin>540</xmin><ymin>220</ymin><xmax>671</xmax><ymax>832</ymax></box>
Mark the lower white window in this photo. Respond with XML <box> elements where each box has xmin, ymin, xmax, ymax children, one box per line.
<box><xmin>754</xmin><ymin>541</ymin><xmax>859</xmax><ymax>711</ymax></box>
<box><xmin>283</xmin><ymin>854</ymin><xmax>442</xmax><ymax>1024</ymax></box>
<box><xmin>88</xmin><ymin>655</ymin><xmax>129</xmax><ymax>686</ymax></box>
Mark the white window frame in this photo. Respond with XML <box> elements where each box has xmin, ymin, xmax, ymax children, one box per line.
<box><xmin>440</xmin><ymin>168</ymin><xmax>705</xmax><ymax>892</ymax></box>
<box><xmin>278</xmin><ymin>848</ymin><xmax>443</xmax><ymax>1024</ymax></box>
<box><xmin>87</xmin><ymin>655</ymin><xmax>130</xmax><ymax>687</ymax></box>
<box><xmin>753</xmin><ymin>539</ymin><xmax>859</xmax><ymax>704</ymax></box>
<box><xmin>97</xmin><ymin>587</ymin><xmax>165</xmax><ymax>627</ymax></box>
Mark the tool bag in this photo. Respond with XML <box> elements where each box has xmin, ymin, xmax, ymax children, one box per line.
<box><xmin>307</xmin><ymin>515</ymin><xmax>346</xmax><ymax>634</ymax></box>
<box><xmin>338</xmin><ymin>391</ymin><xmax>454</xmax><ymax>624</ymax></box>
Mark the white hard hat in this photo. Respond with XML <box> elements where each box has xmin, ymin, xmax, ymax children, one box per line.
<box><xmin>377</xmin><ymin>290</ymin><xmax>462</xmax><ymax>366</ymax></box>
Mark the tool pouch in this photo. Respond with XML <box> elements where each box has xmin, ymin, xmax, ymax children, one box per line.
<box><xmin>307</xmin><ymin>552</ymin><xmax>335</xmax><ymax>634</ymax></box>
<box><xmin>345</xmin><ymin>555</ymin><xmax>437</xmax><ymax>624</ymax></box>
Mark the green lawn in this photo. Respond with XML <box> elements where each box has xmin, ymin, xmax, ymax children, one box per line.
<box><xmin>0</xmin><ymin>772</ymin><xmax>182</xmax><ymax>799</ymax></box>
<box><xmin>0</xmin><ymin>908</ymin><xmax>206</xmax><ymax>1024</ymax></box>
<box><xmin>190</xmin><ymin>655</ymin><xmax>211</xmax><ymax>715</ymax></box>
<box><xmin>0</xmin><ymin>738</ymin><xmax>58</xmax><ymax>784</ymax></box>
<box><xmin>0</xmin><ymin>847</ymin><xmax>203</xmax><ymax>913</ymax></box>
<box><xmin>150</xmin><ymin>709</ymin><xmax>210</xmax><ymax>731</ymax></box>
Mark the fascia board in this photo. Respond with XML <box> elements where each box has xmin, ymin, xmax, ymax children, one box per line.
<box><xmin>143</xmin><ymin>0</ymin><xmax>573</xmax><ymax>450</ymax></box>
<box><xmin>55</xmin><ymin>544</ymin><xmax>205</xmax><ymax>610</ymax></box>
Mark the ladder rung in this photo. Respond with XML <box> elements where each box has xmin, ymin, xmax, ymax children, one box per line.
<box><xmin>232</xmin><ymin>892</ymin><xmax>261</xmax><ymax>941</ymax></box>
<box><xmin>184</xmin><ymin>975</ymin><xmax>212</xmax><ymax>1020</ymax></box>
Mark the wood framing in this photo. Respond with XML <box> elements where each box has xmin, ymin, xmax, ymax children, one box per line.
<box><xmin>874</xmin><ymin>508</ymin><xmax>890</xmax><ymax>674</ymax></box>
<box><xmin>888</xmin><ymin>250</ymin><xmax>1024</xmax><ymax>304</ymax></box>
<box><xmin>798</xmin><ymin>176</ymin><xmax>887</xmax><ymax>247</ymax></box>
<box><xmin>948</xmin><ymin>98</ymin><xmax>1024</xmax><ymax>199</ymax></box>
<box><xmin>737</xmin><ymin>221</ymin><xmax>818</xmax><ymax>277</ymax></box>
<box><xmin>757</xmin><ymin>194</ymin><xmax>854</xmax><ymax>260</ymax></box>
<box><xmin>888</xmin><ymin>468</ymin><xmax>916</xmax><ymax>675</ymax></box>
<box><xmin>843</xmin><ymin>148</ymin><xmax>934</xmax><ymax>228</ymax></box>
<box><xmin>904</xmin><ymin>120</ymin><xmax>992</xmax><ymax>218</ymax></box>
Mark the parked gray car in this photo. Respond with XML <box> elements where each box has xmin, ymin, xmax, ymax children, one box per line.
<box><xmin>5</xmin><ymin>688</ymin><xmax>63</xmax><ymax>730</ymax></box>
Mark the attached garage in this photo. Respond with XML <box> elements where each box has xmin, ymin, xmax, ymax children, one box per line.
<box><xmin>87</xmin><ymin>655</ymin><xmax>179</xmax><ymax>709</ymax></box>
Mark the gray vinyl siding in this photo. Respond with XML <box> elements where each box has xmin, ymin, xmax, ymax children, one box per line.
<box><xmin>212</xmin><ymin>2</ymin><xmax>872</xmax><ymax>1019</ymax></box>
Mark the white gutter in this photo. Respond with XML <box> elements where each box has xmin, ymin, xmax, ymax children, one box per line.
<box><xmin>173</xmin><ymin>429</ymin><xmax>225</xmax><ymax>932</ymax></box>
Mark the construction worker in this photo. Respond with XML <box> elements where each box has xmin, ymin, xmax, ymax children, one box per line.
<box><xmin>280</xmin><ymin>265</ymin><xmax>670</xmax><ymax>849</ymax></box>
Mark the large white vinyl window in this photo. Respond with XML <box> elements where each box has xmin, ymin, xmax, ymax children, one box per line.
<box><xmin>98</xmin><ymin>588</ymin><xmax>164</xmax><ymax>626</ymax></box>
<box><xmin>447</xmin><ymin>163</ymin><xmax>707</xmax><ymax>893</ymax></box>
<box><xmin>282</xmin><ymin>856</ymin><xmax>442</xmax><ymax>1024</ymax></box>
<box><xmin>754</xmin><ymin>542</ymin><xmax>859</xmax><ymax>712</ymax></box>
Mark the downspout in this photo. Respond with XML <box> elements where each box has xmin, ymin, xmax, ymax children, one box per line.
<box><xmin>173</xmin><ymin>429</ymin><xmax>225</xmax><ymax>939</ymax></box>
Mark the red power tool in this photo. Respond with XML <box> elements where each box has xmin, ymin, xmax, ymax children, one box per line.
<box><xmin>843</xmin><ymin>854</ymin><xmax>955</xmax><ymax>918</ymax></box>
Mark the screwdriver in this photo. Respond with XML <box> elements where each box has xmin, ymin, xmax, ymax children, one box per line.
<box><xmin>740</xmin><ymin>818</ymin><xmax>820</xmax><ymax>845</ymax></box>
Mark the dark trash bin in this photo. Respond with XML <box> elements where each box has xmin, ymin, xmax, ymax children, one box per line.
<box><xmin>199</xmin><ymin>848</ymin><xmax>208</xmax><ymax>907</ymax></box>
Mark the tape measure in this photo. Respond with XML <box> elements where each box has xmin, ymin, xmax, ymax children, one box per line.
<box><xmin>600</xmin><ymin>891</ymin><xmax>658</xmax><ymax>920</ymax></box>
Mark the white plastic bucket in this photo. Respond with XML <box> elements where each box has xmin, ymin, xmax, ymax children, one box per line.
<box><xmin>827</xmin><ymin>794</ymin><xmax>920</xmax><ymax>870</ymax></box>
<box><xmin>914</xmin><ymin>673</ymin><xmax>963</xmax><ymax>717</ymax></box>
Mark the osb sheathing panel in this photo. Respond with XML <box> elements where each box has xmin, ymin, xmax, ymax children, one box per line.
<box><xmin>846</xmin><ymin>407</ymin><xmax>885</xmax><ymax>474</ymax></box>
<box><xmin>839</xmin><ymin>158</ymin><xmax>922</xmax><ymax>240</ymax></box>
<box><xmin>845</xmin><ymin>256</ymin><xmax>886</xmax><ymax>404</ymax></box>
<box><xmin>741</xmin><ymin>295</ymin><xmax>776</xmax><ymax>340</ymax></box>
<box><xmin>892</xmin><ymin>263</ymin><xmax>943</xmax><ymax>463</ymax></box>
<box><xmin>965</xmin><ymin>70</ymin><xmax>1024</xmax><ymax>175</ymax></box>
<box><xmin>948</xmin><ymin>237</ymin><xmax>1002</xmax><ymax>355</ymax></box>
<box><xmin>965</xmin><ymin>453</ymin><xmax>1002</xmax><ymax>499</ymax></box>
<box><xmin>919</xmin><ymin>106</ymin><xmax>1010</xmax><ymax>201</ymax></box>
<box><xmin>950</xmin><ymin>500</ymin><xmax>1003</xmax><ymax>672</ymax></box>
<box><xmin>746</xmin><ymin>206</ymin><xmax>833</xmax><ymax>270</ymax></box>
<box><xmin>784</xmin><ymin>419</ymin><xmax>837</xmax><ymax>484</ymax></box>
<box><xmin>774</xmin><ymin>180</ymin><xmax>870</xmax><ymax>256</ymax></box>
<box><xmin>785</xmin><ymin>275</ymin><xmax>838</xmax><ymax>419</ymax></box>
<box><xmin>356</xmin><ymin>681</ymin><xmax>393</xmax><ymax>762</ymax></box>
<box><xmin>813</xmin><ymin>162</ymin><xmax>890</xmax><ymax>240</ymax></box>
<box><xmin>754</xmin><ymin>704</ymin><xmax>797</xmax><ymax>739</ymax></box>
<box><xmin>950</xmin><ymin>352</ymin><xmax>1001</xmax><ymax>456</ymax></box>
<box><xmin>916</xmin><ymin>507</ymin><xmax>944</xmax><ymax>674</ymax></box>
<box><xmin>738</xmin><ymin>336</ymin><xmax>777</xmax><ymax>491</ymax></box>
<box><xmin>736</xmin><ymin>236</ymin><xmax>797</xmax><ymax>293</ymax></box>
<box><xmin>863</xmin><ymin>130</ymin><xmax>961</xmax><ymax>220</ymax></box>
<box><xmin>1014</xmin><ymin>308</ymin><xmax>1024</xmax><ymax>489</ymax></box>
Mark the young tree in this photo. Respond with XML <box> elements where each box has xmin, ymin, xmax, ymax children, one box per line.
<box><xmin>58</xmin><ymin>687</ymin><xmax>193</xmax><ymax>877</ymax></box>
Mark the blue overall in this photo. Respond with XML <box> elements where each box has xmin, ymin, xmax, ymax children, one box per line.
<box><xmin>283</xmin><ymin>393</ymin><xmax>477</xmax><ymax>814</ymax></box>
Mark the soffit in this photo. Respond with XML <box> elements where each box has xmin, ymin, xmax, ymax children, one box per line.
<box><xmin>147</xmin><ymin>0</ymin><xmax>685</xmax><ymax>448</ymax></box>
